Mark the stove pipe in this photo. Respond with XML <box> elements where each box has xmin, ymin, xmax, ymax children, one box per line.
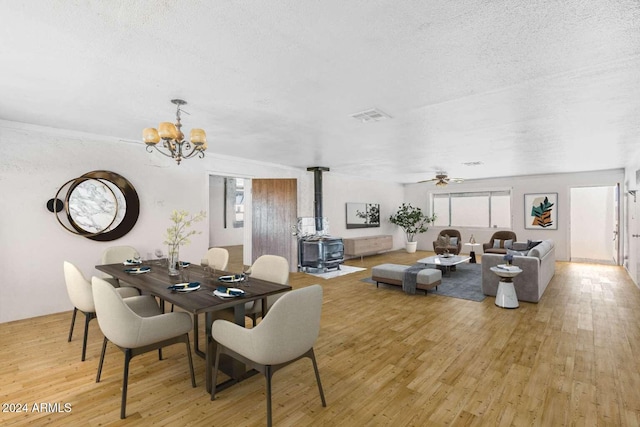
<box><xmin>307</xmin><ymin>166</ymin><xmax>330</xmax><ymax>232</ymax></box>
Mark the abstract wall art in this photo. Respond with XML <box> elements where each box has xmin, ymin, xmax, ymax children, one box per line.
<box><xmin>524</xmin><ymin>193</ymin><xmax>558</xmax><ymax>230</ymax></box>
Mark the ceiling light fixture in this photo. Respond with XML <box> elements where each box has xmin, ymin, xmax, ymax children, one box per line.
<box><xmin>143</xmin><ymin>99</ymin><xmax>207</xmax><ymax>165</ymax></box>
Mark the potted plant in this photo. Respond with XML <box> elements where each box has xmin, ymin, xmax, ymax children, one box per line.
<box><xmin>389</xmin><ymin>203</ymin><xmax>436</xmax><ymax>253</ymax></box>
<box><xmin>164</xmin><ymin>210</ymin><xmax>206</xmax><ymax>276</ymax></box>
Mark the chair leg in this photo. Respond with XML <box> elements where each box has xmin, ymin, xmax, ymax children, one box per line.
<box><xmin>185</xmin><ymin>335</ymin><xmax>196</xmax><ymax>387</ymax></box>
<box><xmin>266</xmin><ymin>365</ymin><xmax>273</xmax><ymax>427</ymax></box>
<box><xmin>309</xmin><ymin>348</ymin><xmax>327</xmax><ymax>407</ymax></box>
<box><xmin>121</xmin><ymin>349</ymin><xmax>132</xmax><ymax>419</ymax></box>
<box><xmin>158</xmin><ymin>349</ymin><xmax>163</xmax><ymax>360</ymax></box>
<box><xmin>81</xmin><ymin>312</ymin><xmax>92</xmax><ymax>362</ymax></box>
<box><xmin>96</xmin><ymin>337</ymin><xmax>108</xmax><ymax>383</ymax></box>
<box><xmin>68</xmin><ymin>307</ymin><xmax>78</xmax><ymax>342</ymax></box>
<box><xmin>211</xmin><ymin>346</ymin><xmax>222</xmax><ymax>400</ymax></box>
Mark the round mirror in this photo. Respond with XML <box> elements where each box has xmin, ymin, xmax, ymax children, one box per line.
<box><xmin>52</xmin><ymin>170</ymin><xmax>139</xmax><ymax>241</ymax></box>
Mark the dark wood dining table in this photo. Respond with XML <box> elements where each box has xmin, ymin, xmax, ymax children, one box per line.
<box><xmin>95</xmin><ymin>260</ymin><xmax>291</xmax><ymax>392</ymax></box>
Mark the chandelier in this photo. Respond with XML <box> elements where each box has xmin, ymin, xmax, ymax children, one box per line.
<box><xmin>143</xmin><ymin>99</ymin><xmax>207</xmax><ymax>165</ymax></box>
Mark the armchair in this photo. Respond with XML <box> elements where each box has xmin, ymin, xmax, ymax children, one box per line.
<box><xmin>432</xmin><ymin>229</ymin><xmax>462</xmax><ymax>255</ymax></box>
<box><xmin>483</xmin><ymin>231</ymin><xmax>517</xmax><ymax>254</ymax></box>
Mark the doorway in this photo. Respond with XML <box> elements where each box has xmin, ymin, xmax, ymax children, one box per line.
<box><xmin>570</xmin><ymin>185</ymin><xmax>619</xmax><ymax>264</ymax></box>
<box><xmin>208</xmin><ymin>175</ymin><xmax>248</xmax><ymax>269</ymax></box>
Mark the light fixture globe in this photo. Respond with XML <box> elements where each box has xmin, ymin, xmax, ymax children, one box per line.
<box><xmin>143</xmin><ymin>99</ymin><xmax>207</xmax><ymax>165</ymax></box>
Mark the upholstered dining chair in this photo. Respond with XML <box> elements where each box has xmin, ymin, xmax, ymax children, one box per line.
<box><xmin>92</xmin><ymin>277</ymin><xmax>196</xmax><ymax>419</ymax></box>
<box><xmin>204</xmin><ymin>247</ymin><xmax>229</xmax><ymax>271</ymax></box>
<box><xmin>63</xmin><ymin>261</ymin><xmax>139</xmax><ymax>361</ymax></box>
<box><xmin>432</xmin><ymin>229</ymin><xmax>462</xmax><ymax>255</ymax></box>
<box><xmin>100</xmin><ymin>245</ymin><xmax>140</xmax><ymax>287</ymax></box>
<box><xmin>483</xmin><ymin>231</ymin><xmax>518</xmax><ymax>254</ymax></box>
<box><xmin>243</xmin><ymin>255</ymin><xmax>290</xmax><ymax>326</ymax></box>
<box><xmin>211</xmin><ymin>285</ymin><xmax>326</xmax><ymax>427</ymax></box>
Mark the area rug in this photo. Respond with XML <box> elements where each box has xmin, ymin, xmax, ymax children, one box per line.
<box><xmin>361</xmin><ymin>262</ymin><xmax>485</xmax><ymax>302</ymax></box>
<box><xmin>305</xmin><ymin>265</ymin><xmax>366</xmax><ymax>279</ymax></box>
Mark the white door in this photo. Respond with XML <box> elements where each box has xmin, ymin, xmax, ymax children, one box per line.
<box><xmin>570</xmin><ymin>186</ymin><xmax>618</xmax><ymax>264</ymax></box>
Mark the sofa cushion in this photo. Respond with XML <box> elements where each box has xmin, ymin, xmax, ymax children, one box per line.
<box><xmin>504</xmin><ymin>239</ymin><xmax>513</xmax><ymax>249</ymax></box>
<box><xmin>493</xmin><ymin>239</ymin><xmax>502</xmax><ymax>248</ymax></box>
<box><xmin>450</xmin><ymin>237</ymin><xmax>458</xmax><ymax>245</ymax></box>
<box><xmin>507</xmin><ymin>248</ymin><xmax>528</xmax><ymax>256</ymax></box>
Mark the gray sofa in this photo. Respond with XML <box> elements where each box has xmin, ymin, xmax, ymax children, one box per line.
<box><xmin>481</xmin><ymin>240</ymin><xmax>555</xmax><ymax>303</ymax></box>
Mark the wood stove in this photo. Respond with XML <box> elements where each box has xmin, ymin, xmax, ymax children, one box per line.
<box><xmin>298</xmin><ymin>167</ymin><xmax>344</xmax><ymax>273</ymax></box>
<box><xmin>299</xmin><ymin>235</ymin><xmax>344</xmax><ymax>272</ymax></box>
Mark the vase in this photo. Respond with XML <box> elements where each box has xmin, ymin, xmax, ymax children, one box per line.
<box><xmin>405</xmin><ymin>241</ymin><xmax>418</xmax><ymax>253</ymax></box>
<box><xmin>168</xmin><ymin>244</ymin><xmax>180</xmax><ymax>276</ymax></box>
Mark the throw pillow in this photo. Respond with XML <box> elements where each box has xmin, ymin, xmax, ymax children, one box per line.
<box><xmin>493</xmin><ymin>239</ymin><xmax>502</xmax><ymax>248</ymax></box>
<box><xmin>504</xmin><ymin>239</ymin><xmax>514</xmax><ymax>249</ymax></box>
<box><xmin>512</xmin><ymin>242</ymin><xmax>528</xmax><ymax>251</ymax></box>
<box><xmin>437</xmin><ymin>235</ymin><xmax>448</xmax><ymax>246</ymax></box>
<box><xmin>507</xmin><ymin>248</ymin><xmax>527</xmax><ymax>256</ymax></box>
<box><xmin>449</xmin><ymin>237</ymin><xmax>458</xmax><ymax>245</ymax></box>
<box><xmin>527</xmin><ymin>239</ymin><xmax>542</xmax><ymax>250</ymax></box>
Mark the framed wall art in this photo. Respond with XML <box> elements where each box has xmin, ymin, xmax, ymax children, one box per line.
<box><xmin>524</xmin><ymin>193</ymin><xmax>558</xmax><ymax>230</ymax></box>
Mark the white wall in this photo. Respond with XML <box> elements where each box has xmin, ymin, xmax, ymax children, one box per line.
<box><xmin>316</xmin><ymin>173</ymin><xmax>405</xmax><ymax>246</ymax></box>
<box><xmin>404</xmin><ymin>169</ymin><xmax>624</xmax><ymax>261</ymax></box>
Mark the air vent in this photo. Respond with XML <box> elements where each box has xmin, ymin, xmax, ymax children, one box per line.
<box><xmin>462</xmin><ymin>161</ymin><xmax>483</xmax><ymax>167</ymax></box>
<box><xmin>351</xmin><ymin>108</ymin><xmax>391</xmax><ymax>122</ymax></box>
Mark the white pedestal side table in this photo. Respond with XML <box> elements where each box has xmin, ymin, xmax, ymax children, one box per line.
<box><xmin>490</xmin><ymin>265</ymin><xmax>522</xmax><ymax>309</ymax></box>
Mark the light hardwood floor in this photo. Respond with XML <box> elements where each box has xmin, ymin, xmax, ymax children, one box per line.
<box><xmin>2</xmin><ymin>251</ymin><xmax>640</xmax><ymax>426</ymax></box>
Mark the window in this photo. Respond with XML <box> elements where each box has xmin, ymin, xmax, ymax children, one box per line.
<box><xmin>224</xmin><ymin>178</ymin><xmax>244</xmax><ymax>228</ymax></box>
<box><xmin>432</xmin><ymin>190</ymin><xmax>511</xmax><ymax>228</ymax></box>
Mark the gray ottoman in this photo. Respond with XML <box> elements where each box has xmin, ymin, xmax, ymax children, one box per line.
<box><xmin>371</xmin><ymin>264</ymin><xmax>442</xmax><ymax>292</ymax></box>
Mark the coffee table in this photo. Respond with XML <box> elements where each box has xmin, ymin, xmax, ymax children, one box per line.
<box><xmin>417</xmin><ymin>255</ymin><xmax>471</xmax><ymax>276</ymax></box>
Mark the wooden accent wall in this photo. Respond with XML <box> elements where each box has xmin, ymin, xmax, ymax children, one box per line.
<box><xmin>251</xmin><ymin>178</ymin><xmax>298</xmax><ymax>272</ymax></box>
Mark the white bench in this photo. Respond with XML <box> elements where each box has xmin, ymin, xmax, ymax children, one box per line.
<box><xmin>371</xmin><ymin>263</ymin><xmax>442</xmax><ymax>292</ymax></box>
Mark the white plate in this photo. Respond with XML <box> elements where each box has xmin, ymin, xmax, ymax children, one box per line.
<box><xmin>177</xmin><ymin>285</ymin><xmax>200</xmax><ymax>292</ymax></box>
<box><xmin>123</xmin><ymin>260</ymin><xmax>142</xmax><ymax>266</ymax></box>
<box><xmin>218</xmin><ymin>274</ymin><xmax>245</xmax><ymax>283</ymax></box>
<box><xmin>213</xmin><ymin>288</ymin><xmax>245</xmax><ymax>298</ymax></box>
<box><xmin>125</xmin><ymin>268</ymin><xmax>150</xmax><ymax>274</ymax></box>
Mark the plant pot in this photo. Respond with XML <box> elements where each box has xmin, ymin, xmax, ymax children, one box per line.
<box><xmin>405</xmin><ymin>241</ymin><xmax>418</xmax><ymax>253</ymax></box>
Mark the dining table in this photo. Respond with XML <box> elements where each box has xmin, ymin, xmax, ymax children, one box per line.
<box><xmin>95</xmin><ymin>260</ymin><xmax>292</xmax><ymax>393</ymax></box>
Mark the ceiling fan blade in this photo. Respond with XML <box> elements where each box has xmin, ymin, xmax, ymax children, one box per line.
<box><xmin>417</xmin><ymin>178</ymin><xmax>438</xmax><ymax>183</ymax></box>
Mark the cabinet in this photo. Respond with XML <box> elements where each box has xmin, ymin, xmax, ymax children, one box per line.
<box><xmin>343</xmin><ymin>235</ymin><xmax>393</xmax><ymax>259</ymax></box>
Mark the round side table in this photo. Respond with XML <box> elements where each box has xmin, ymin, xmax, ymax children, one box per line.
<box><xmin>490</xmin><ymin>265</ymin><xmax>522</xmax><ymax>309</ymax></box>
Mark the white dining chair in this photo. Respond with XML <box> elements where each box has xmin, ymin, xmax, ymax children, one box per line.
<box><xmin>100</xmin><ymin>245</ymin><xmax>140</xmax><ymax>286</ymax></box>
<box><xmin>92</xmin><ymin>277</ymin><xmax>196</xmax><ymax>419</ymax></box>
<box><xmin>244</xmin><ymin>255</ymin><xmax>290</xmax><ymax>326</ymax></box>
<box><xmin>64</xmin><ymin>261</ymin><xmax>139</xmax><ymax>361</ymax></box>
<box><xmin>204</xmin><ymin>247</ymin><xmax>229</xmax><ymax>271</ymax></box>
<box><xmin>211</xmin><ymin>284</ymin><xmax>326</xmax><ymax>427</ymax></box>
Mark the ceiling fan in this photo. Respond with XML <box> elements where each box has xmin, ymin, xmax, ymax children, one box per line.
<box><xmin>418</xmin><ymin>172</ymin><xmax>464</xmax><ymax>186</ymax></box>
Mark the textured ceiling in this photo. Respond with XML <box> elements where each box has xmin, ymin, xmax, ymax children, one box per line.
<box><xmin>1</xmin><ymin>1</ymin><xmax>640</xmax><ymax>183</ymax></box>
